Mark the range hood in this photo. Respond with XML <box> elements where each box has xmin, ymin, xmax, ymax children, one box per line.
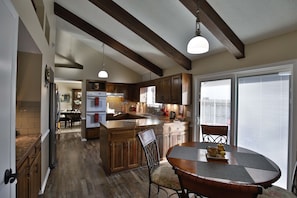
<box><xmin>106</xmin><ymin>92</ymin><xmax>124</xmax><ymax>97</ymax></box>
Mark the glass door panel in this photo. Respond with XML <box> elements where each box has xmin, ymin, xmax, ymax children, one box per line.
<box><xmin>237</xmin><ymin>73</ymin><xmax>290</xmax><ymax>188</ymax></box>
<box><xmin>199</xmin><ymin>79</ymin><xmax>231</xmax><ymax>142</ymax></box>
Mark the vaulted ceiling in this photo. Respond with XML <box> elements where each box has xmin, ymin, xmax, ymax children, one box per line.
<box><xmin>54</xmin><ymin>0</ymin><xmax>297</xmax><ymax>76</ymax></box>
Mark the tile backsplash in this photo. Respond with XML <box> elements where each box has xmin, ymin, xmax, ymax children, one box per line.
<box><xmin>16</xmin><ymin>101</ymin><xmax>40</xmax><ymax>135</ymax></box>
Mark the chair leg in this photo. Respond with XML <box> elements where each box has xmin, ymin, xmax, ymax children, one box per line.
<box><xmin>148</xmin><ymin>183</ymin><xmax>151</xmax><ymax>198</ymax></box>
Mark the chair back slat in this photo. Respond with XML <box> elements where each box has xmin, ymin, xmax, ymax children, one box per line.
<box><xmin>201</xmin><ymin>124</ymin><xmax>228</xmax><ymax>144</ymax></box>
<box><xmin>137</xmin><ymin>129</ymin><xmax>160</xmax><ymax>172</ymax></box>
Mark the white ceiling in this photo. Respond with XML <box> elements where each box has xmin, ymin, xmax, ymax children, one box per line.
<box><xmin>55</xmin><ymin>0</ymin><xmax>297</xmax><ymax>76</ymax></box>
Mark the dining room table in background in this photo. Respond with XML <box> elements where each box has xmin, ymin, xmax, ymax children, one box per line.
<box><xmin>59</xmin><ymin>111</ymin><xmax>81</xmax><ymax>128</ymax></box>
<box><xmin>166</xmin><ymin>142</ymin><xmax>281</xmax><ymax>196</ymax></box>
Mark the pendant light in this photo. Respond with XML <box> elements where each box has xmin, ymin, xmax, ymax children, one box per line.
<box><xmin>98</xmin><ymin>44</ymin><xmax>109</xmax><ymax>78</ymax></box>
<box><xmin>187</xmin><ymin>3</ymin><xmax>209</xmax><ymax>54</ymax></box>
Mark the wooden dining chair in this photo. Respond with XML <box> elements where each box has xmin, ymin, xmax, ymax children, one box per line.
<box><xmin>200</xmin><ymin>124</ymin><xmax>228</xmax><ymax>144</ymax></box>
<box><xmin>137</xmin><ymin>129</ymin><xmax>182</xmax><ymax>198</ymax></box>
<box><xmin>174</xmin><ymin>167</ymin><xmax>262</xmax><ymax>198</ymax></box>
<box><xmin>258</xmin><ymin>161</ymin><xmax>297</xmax><ymax>198</ymax></box>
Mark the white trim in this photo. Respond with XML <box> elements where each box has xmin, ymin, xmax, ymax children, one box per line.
<box><xmin>41</xmin><ymin>129</ymin><xmax>50</xmax><ymax>142</ymax></box>
<box><xmin>39</xmin><ymin>167</ymin><xmax>51</xmax><ymax>195</ymax></box>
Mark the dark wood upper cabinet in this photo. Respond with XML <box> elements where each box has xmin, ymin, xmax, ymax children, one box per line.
<box><xmin>156</xmin><ymin>76</ymin><xmax>171</xmax><ymax>104</ymax></box>
<box><xmin>86</xmin><ymin>80</ymin><xmax>106</xmax><ymax>91</ymax></box>
<box><xmin>106</xmin><ymin>82</ymin><xmax>139</xmax><ymax>102</ymax></box>
<box><xmin>156</xmin><ymin>73</ymin><xmax>192</xmax><ymax>105</ymax></box>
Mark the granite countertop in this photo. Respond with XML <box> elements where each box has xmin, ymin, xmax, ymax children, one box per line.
<box><xmin>16</xmin><ymin>134</ymin><xmax>40</xmax><ymax>166</ymax></box>
<box><xmin>100</xmin><ymin>118</ymin><xmax>163</xmax><ymax>130</ymax></box>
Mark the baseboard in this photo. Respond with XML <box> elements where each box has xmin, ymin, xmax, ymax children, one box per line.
<box><xmin>39</xmin><ymin>167</ymin><xmax>51</xmax><ymax>195</ymax></box>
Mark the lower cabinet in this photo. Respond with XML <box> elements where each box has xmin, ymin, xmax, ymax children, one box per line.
<box><xmin>160</xmin><ymin>122</ymin><xmax>189</xmax><ymax>160</ymax></box>
<box><xmin>29</xmin><ymin>151</ymin><xmax>41</xmax><ymax>198</ymax></box>
<box><xmin>110</xmin><ymin>138</ymin><xmax>140</xmax><ymax>173</ymax></box>
<box><xmin>100</xmin><ymin>122</ymin><xmax>189</xmax><ymax>175</ymax></box>
<box><xmin>86</xmin><ymin>127</ymin><xmax>100</xmax><ymax>139</ymax></box>
<box><xmin>101</xmin><ymin>128</ymin><xmax>142</xmax><ymax>175</ymax></box>
<box><xmin>17</xmin><ymin>159</ymin><xmax>29</xmax><ymax>198</ymax></box>
<box><xmin>17</xmin><ymin>138</ymin><xmax>41</xmax><ymax>198</ymax></box>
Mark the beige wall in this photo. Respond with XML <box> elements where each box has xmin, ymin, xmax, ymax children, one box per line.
<box><xmin>55</xmin><ymin>32</ymin><xmax>142</xmax><ymax>83</ymax></box>
<box><xmin>17</xmin><ymin>51</ymin><xmax>42</xmax><ymax>102</ymax></box>
<box><xmin>164</xmin><ymin>30</ymin><xmax>297</xmax><ymax>76</ymax></box>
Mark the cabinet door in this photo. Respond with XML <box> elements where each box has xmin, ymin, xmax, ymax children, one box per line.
<box><xmin>29</xmin><ymin>152</ymin><xmax>41</xmax><ymax>198</ymax></box>
<box><xmin>170</xmin><ymin>132</ymin><xmax>186</xmax><ymax>147</ymax></box>
<box><xmin>128</xmin><ymin>84</ymin><xmax>139</xmax><ymax>102</ymax></box>
<box><xmin>17</xmin><ymin>159</ymin><xmax>29</xmax><ymax>198</ymax></box>
<box><xmin>156</xmin><ymin>133</ymin><xmax>170</xmax><ymax>160</ymax></box>
<box><xmin>171</xmin><ymin>75</ymin><xmax>182</xmax><ymax>104</ymax></box>
<box><xmin>156</xmin><ymin>77</ymin><xmax>171</xmax><ymax>103</ymax></box>
<box><xmin>127</xmin><ymin>138</ymin><xmax>140</xmax><ymax>169</ymax></box>
<box><xmin>110</xmin><ymin>141</ymin><xmax>125</xmax><ymax>172</ymax></box>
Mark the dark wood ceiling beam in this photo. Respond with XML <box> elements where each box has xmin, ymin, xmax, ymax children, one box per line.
<box><xmin>55</xmin><ymin>53</ymin><xmax>84</xmax><ymax>69</ymax></box>
<box><xmin>54</xmin><ymin>3</ymin><xmax>163</xmax><ymax>76</ymax></box>
<box><xmin>180</xmin><ymin>0</ymin><xmax>245</xmax><ymax>59</ymax></box>
<box><xmin>55</xmin><ymin>64</ymin><xmax>83</xmax><ymax>69</ymax></box>
<box><xmin>89</xmin><ymin>0</ymin><xmax>191</xmax><ymax>70</ymax></box>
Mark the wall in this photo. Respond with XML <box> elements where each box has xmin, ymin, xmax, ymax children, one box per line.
<box><xmin>12</xmin><ymin>0</ymin><xmax>56</xmax><ymax>194</ymax></box>
<box><xmin>17</xmin><ymin>51</ymin><xmax>42</xmax><ymax>101</ymax></box>
<box><xmin>164</xmin><ymin>30</ymin><xmax>297</xmax><ymax>76</ymax></box>
<box><xmin>16</xmin><ymin>52</ymin><xmax>42</xmax><ymax>135</ymax></box>
<box><xmin>55</xmin><ymin>31</ymin><xmax>142</xmax><ymax>83</ymax></box>
<box><xmin>56</xmin><ymin>81</ymin><xmax>82</xmax><ymax>111</ymax></box>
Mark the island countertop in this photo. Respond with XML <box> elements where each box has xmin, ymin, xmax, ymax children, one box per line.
<box><xmin>100</xmin><ymin>118</ymin><xmax>163</xmax><ymax>130</ymax></box>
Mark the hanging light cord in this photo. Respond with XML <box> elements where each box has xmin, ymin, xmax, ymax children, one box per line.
<box><xmin>196</xmin><ymin>11</ymin><xmax>201</xmax><ymax>36</ymax></box>
<box><xmin>102</xmin><ymin>44</ymin><xmax>105</xmax><ymax>67</ymax></box>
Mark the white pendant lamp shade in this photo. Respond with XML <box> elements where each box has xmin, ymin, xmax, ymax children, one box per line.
<box><xmin>98</xmin><ymin>44</ymin><xmax>109</xmax><ymax>78</ymax></box>
<box><xmin>187</xmin><ymin>35</ymin><xmax>209</xmax><ymax>54</ymax></box>
<box><xmin>98</xmin><ymin>69</ymin><xmax>108</xmax><ymax>78</ymax></box>
<box><xmin>187</xmin><ymin>4</ymin><xmax>209</xmax><ymax>55</ymax></box>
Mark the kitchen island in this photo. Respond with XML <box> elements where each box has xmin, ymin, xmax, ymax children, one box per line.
<box><xmin>100</xmin><ymin>118</ymin><xmax>189</xmax><ymax>175</ymax></box>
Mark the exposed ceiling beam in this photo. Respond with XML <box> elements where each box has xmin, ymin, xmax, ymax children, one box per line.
<box><xmin>180</xmin><ymin>0</ymin><xmax>245</xmax><ymax>59</ymax></box>
<box><xmin>89</xmin><ymin>0</ymin><xmax>192</xmax><ymax>70</ymax></box>
<box><xmin>54</xmin><ymin>3</ymin><xmax>163</xmax><ymax>76</ymax></box>
<box><xmin>55</xmin><ymin>64</ymin><xmax>83</xmax><ymax>69</ymax></box>
<box><xmin>55</xmin><ymin>53</ymin><xmax>84</xmax><ymax>69</ymax></box>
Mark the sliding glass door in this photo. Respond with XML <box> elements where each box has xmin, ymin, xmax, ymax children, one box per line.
<box><xmin>199</xmin><ymin>79</ymin><xmax>231</xmax><ymax>142</ymax></box>
<box><xmin>237</xmin><ymin>73</ymin><xmax>290</xmax><ymax>187</ymax></box>
<box><xmin>196</xmin><ymin>65</ymin><xmax>293</xmax><ymax>188</ymax></box>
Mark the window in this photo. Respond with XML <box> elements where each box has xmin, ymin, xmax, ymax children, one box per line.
<box><xmin>140</xmin><ymin>86</ymin><xmax>160</xmax><ymax>107</ymax></box>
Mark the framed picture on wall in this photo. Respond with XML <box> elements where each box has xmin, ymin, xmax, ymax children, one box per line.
<box><xmin>61</xmin><ymin>94</ymin><xmax>70</xmax><ymax>103</ymax></box>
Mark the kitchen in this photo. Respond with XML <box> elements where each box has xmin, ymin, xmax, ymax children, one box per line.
<box><xmin>1</xmin><ymin>0</ymin><xmax>297</xmax><ymax>198</ymax></box>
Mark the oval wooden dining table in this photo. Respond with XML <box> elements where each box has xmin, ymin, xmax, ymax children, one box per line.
<box><xmin>166</xmin><ymin>142</ymin><xmax>281</xmax><ymax>190</ymax></box>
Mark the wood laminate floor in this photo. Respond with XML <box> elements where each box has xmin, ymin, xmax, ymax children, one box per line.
<box><xmin>41</xmin><ymin>132</ymin><xmax>178</xmax><ymax>198</ymax></box>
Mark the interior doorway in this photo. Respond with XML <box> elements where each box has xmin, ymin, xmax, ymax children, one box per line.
<box><xmin>55</xmin><ymin>80</ymin><xmax>82</xmax><ymax>135</ymax></box>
